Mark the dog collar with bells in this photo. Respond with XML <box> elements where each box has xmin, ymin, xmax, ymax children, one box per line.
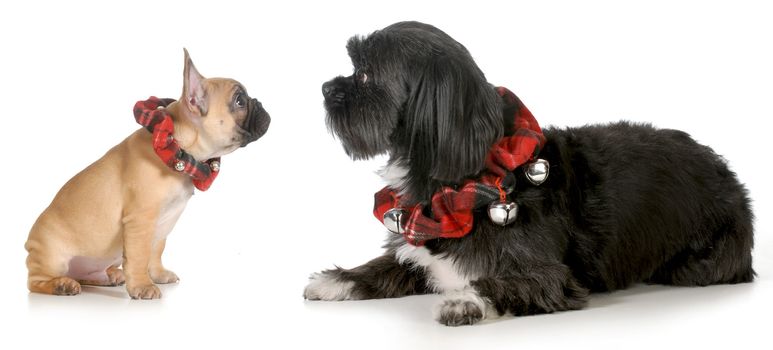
<box><xmin>133</xmin><ymin>97</ymin><xmax>220</xmax><ymax>191</ymax></box>
<box><xmin>373</xmin><ymin>87</ymin><xmax>549</xmax><ymax>246</ymax></box>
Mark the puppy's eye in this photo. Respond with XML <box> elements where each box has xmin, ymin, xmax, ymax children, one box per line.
<box><xmin>235</xmin><ymin>93</ymin><xmax>246</xmax><ymax>108</ymax></box>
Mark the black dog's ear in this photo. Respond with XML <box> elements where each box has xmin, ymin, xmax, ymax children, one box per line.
<box><xmin>405</xmin><ymin>55</ymin><xmax>502</xmax><ymax>182</ymax></box>
<box><xmin>346</xmin><ymin>36</ymin><xmax>362</xmax><ymax>62</ymax></box>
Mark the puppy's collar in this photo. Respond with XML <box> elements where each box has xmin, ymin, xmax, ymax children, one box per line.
<box><xmin>373</xmin><ymin>87</ymin><xmax>546</xmax><ymax>246</ymax></box>
<box><xmin>133</xmin><ymin>97</ymin><xmax>220</xmax><ymax>191</ymax></box>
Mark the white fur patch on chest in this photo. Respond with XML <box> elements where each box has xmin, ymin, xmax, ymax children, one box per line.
<box><xmin>381</xmin><ymin>158</ymin><xmax>471</xmax><ymax>293</ymax></box>
<box><xmin>155</xmin><ymin>186</ymin><xmax>193</xmax><ymax>241</ymax></box>
<box><xmin>395</xmin><ymin>242</ymin><xmax>471</xmax><ymax>293</ymax></box>
<box><xmin>377</xmin><ymin>160</ymin><xmax>409</xmax><ymax>193</ymax></box>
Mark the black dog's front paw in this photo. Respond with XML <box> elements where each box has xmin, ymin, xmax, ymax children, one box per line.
<box><xmin>437</xmin><ymin>299</ymin><xmax>483</xmax><ymax>326</ymax></box>
<box><xmin>303</xmin><ymin>271</ymin><xmax>355</xmax><ymax>301</ymax></box>
<box><xmin>435</xmin><ymin>289</ymin><xmax>488</xmax><ymax>326</ymax></box>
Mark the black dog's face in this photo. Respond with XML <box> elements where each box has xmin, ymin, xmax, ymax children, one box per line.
<box><xmin>322</xmin><ymin>22</ymin><xmax>503</xmax><ymax>197</ymax></box>
<box><xmin>321</xmin><ymin>31</ymin><xmax>407</xmax><ymax>161</ymax></box>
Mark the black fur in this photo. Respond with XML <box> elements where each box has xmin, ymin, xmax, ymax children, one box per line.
<box><xmin>324</xmin><ymin>21</ymin><xmax>502</xmax><ymax>199</ymax></box>
<box><xmin>314</xmin><ymin>21</ymin><xmax>754</xmax><ymax>325</ymax></box>
<box><xmin>315</xmin><ymin>255</ymin><xmax>430</xmax><ymax>300</ymax></box>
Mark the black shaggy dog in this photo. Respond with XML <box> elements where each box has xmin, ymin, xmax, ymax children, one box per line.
<box><xmin>304</xmin><ymin>21</ymin><xmax>754</xmax><ymax>326</ymax></box>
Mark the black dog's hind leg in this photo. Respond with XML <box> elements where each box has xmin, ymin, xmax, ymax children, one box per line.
<box><xmin>648</xmin><ymin>226</ymin><xmax>755</xmax><ymax>286</ymax></box>
<box><xmin>471</xmin><ymin>263</ymin><xmax>589</xmax><ymax>317</ymax></box>
<box><xmin>304</xmin><ymin>254</ymin><xmax>430</xmax><ymax>300</ymax></box>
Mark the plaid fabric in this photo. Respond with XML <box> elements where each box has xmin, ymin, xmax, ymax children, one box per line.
<box><xmin>133</xmin><ymin>97</ymin><xmax>220</xmax><ymax>191</ymax></box>
<box><xmin>373</xmin><ymin>87</ymin><xmax>546</xmax><ymax>246</ymax></box>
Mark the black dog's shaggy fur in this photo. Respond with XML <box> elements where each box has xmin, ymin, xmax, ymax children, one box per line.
<box><xmin>310</xmin><ymin>21</ymin><xmax>754</xmax><ymax>326</ymax></box>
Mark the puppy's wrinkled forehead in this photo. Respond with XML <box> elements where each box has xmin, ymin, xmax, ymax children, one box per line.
<box><xmin>205</xmin><ymin>78</ymin><xmax>242</xmax><ymax>98</ymax></box>
<box><xmin>203</xmin><ymin>78</ymin><xmax>243</xmax><ymax>102</ymax></box>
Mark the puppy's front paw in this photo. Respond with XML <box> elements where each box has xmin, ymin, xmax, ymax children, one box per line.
<box><xmin>106</xmin><ymin>267</ymin><xmax>125</xmax><ymax>286</ymax></box>
<box><xmin>303</xmin><ymin>271</ymin><xmax>355</xmax><ymax>301</ymax></box>
<box><xmin>435</xmin><ymin>288</ymin><xmax>488</xmax><ymax>326</ymax></box>
<box><xmin>150</xmin><ymin>269</ymin><xmax>179</xmax><ymax>284</ymax></box>
<box><xmin>127</xmin><ymin>284</ymin><xmax>162</xmax><ymax>300</ymax></box>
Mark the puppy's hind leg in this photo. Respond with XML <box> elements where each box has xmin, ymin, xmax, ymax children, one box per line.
<box><xmin>28</xmin><ymin>277</ymin><xmax>82</xmax><ymax>296</ymax></box>
<box><xmin>26</xmin><ymin>246</ymin><xmax>81</xmax><ymax>296</ymax></box>
<box><xmin>304</xmin><ymin>254</ymin><xmax>430</xmax><ymax>300</ymax></box>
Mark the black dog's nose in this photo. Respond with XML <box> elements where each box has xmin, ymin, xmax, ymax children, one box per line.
<box><xmin>322</xmin><ymin>80</ymin><xmax>348</xmax><ymax>103</ymax></box>
<box><xmin>322</xmin><ymin>81</ymin><xmax>336</xmax><ymax>98</ymax></box>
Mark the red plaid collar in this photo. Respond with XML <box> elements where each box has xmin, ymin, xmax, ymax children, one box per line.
<box><xmin>133</xmin><ymin>97</ymin><xmax>220</xmax><ymax>191</ymax></box>
<box><xmin>373</xmin><ymin>87</ymin><xmax>546</xmax><ymax>246</ymax></box>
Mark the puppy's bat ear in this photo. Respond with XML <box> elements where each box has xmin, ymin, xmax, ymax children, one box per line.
<box><xmin>182</xmin><ymin>48</ymin><xmax>208</xmax><ymax>116</ymax></box>
<box><xmin>406</xmin><ymin>55</ymin><xmax>502</xmax><ymax>182</ymax></box>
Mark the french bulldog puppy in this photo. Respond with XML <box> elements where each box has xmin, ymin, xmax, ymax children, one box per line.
<box><xmin>25</xmin><ymin>49</ymin><xmax>270</xmax><ymax>299</ymax></box>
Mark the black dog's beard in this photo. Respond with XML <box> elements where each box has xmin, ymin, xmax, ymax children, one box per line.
<box><xmin>326</xmin><ymin>115</ymin><xmax>389</xmax><ymax>160</ymax></box>
<box><xmin>324</xmin><ymin>83</ymin><xmax>399</xmax><ymax>160</ymax></box>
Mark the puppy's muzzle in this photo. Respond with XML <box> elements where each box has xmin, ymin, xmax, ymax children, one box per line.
<box><xmin>240</xmin><ymin>98</ymin><xmax>270</xmax><ymax>147</ymax></box>
<box><xmin>322</xmin><ymin>80</ymin><xmax>346</xmax><ymax>106</ymax></box>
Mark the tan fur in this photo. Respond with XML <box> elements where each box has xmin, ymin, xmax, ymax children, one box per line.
<box><xmin>25</xmin><ymin>50</ymin><xmax>255</xmax><ymax>299</ymax></box>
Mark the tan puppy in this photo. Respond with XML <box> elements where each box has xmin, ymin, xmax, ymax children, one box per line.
<box><xmin>25</xmin><ymin>49</ymin><xmax>270</xmax><ymax>299</ymax></box>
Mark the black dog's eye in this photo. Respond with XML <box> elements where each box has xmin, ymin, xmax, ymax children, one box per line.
<box><xmin>355</xmin><ymin>69</ymin><xmax>368</xmax><ymax>84</ymax></box>
<box><xmin>234</xmin><ymin>93</ymin><xmax>246</xmax><ymax>109</ymax></box>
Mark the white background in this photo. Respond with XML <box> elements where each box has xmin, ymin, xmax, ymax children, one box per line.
<box><xmin>1</xmin><ymin>1</ymin><xmax>771</xmax><ymax>349</ymax></box>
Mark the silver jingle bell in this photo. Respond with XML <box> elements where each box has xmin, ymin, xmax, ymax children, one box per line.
<box><xmin>525</xmin><ymin>159</ymin><xmax>549</xmax><ymax>186</ymax></box>
<box><xmin>174</xmin><ymin>160</ymin><xmax>186</xmax><ymax>172</ymax></box>
<box><xmin>210</xmin><ymin>160</ymin><xmax>220</xmax><ymax>172</ymax></box>
<box><xmin>488</xmin><ymin>201</ymin><xmax>518</xmax><ymax>226</ymax></box>
<box><xmin>383</xmin><ymin>208</ymin><xmax>408</xmax><ymax>235</ymax></box>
